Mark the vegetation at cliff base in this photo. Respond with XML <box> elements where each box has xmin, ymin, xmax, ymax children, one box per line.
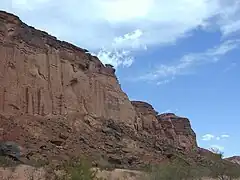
<box><xmin>45</xmin><ymin>157</ymin><xmax>106</xmax><ymax>180</ymax></box>
<box><xmin>145</xmin><ymin>149</ymin><xmax>240</xmax><ymax>180</ymax></box>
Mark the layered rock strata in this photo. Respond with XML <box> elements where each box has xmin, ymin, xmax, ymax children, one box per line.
<box><xmin>0</xmin><ymin>10</ymin><xmax>197</xmax><ymax>168</ymax></box>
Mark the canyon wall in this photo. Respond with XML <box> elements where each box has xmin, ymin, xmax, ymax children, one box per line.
<box><xmin>0</xmin><ymin>10</ymin><xmax>198</xmax><ymax>168</ymax></box>
<box><xmin>0</xmin><ymin>11</ymin><xmax>135</xmax><ymax>125</ymax></box>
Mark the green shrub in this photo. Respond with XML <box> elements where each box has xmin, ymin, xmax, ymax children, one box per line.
<box><xmin>63</xmin><ymin>158</ymin><xmax>96</xmax><ymax>180</ymax></box>
<box><xmin>208</xmin><ymin>161</ymin><xmax>240</xmax><ymax>180</ymax></box>
<box><xmin>208</xmin><ymin>148</ymin><xmax>240</xmax><ymax>180</ymax></box>
<box><xmin>0</xmin><ymin>155</ymin><xmax>19</xmax><ymax>167</ymax></box>
<box><xmin>47</xmin><ymin>157</ymin><xmax>105</xmax><ymax>180</ymax></box>
<box><xmin>146</xmin><ymin>158</ymin><xmax>207</xmax><ymax>180</ymax></box>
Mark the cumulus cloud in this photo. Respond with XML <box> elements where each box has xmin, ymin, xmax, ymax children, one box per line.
<box><xmin>96</xmin><ymin>49</ymin><xmax>134</xmax><ymax>68</ymax></box>
<box><xmin>95</xmin><ymin>29</ymin><xmax>146</xmax><ymax>67</ymax></box>
<box><xmin>202</xmin><ymin>133</ymin><xmax>230</xmax><ymax>141</ymax></box>
<box><xmin>202</xmin><ymin>134</ymin><xmax>215</xmax><ymax>141</ymax></box>
<box><xmin>0</xmin><ymin>0</ymin><xmax>240</xmax><ymax>68</ymax></box>
<box><xmin>113</xmin><ymin>29</ymin><xmax>145</xmax><ymax>49</ymax></box>
<box><xmin>137</xmin><ymin>39</ymin><xmax>240</xmax><ymax>82</ymax></box>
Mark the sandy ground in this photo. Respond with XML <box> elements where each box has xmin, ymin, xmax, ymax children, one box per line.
<box><xmin>0</xmin><ymin>165</ymin><xmax>143</xmax><ymax>180</ymax></box>
<box><xmin>0</xmin><ymin>165</ymin><xmax>239</xmax><ymax>180</ymax></box>
<box><xmin>95</xmin><ymin>168</ymin><xmax>144</xmax><ymax>180</ymax></box>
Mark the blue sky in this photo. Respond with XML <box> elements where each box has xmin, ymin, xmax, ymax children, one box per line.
<box><xmin>1</xmin><ymin>0</ymin><xmax>240</xmax><ymax>157</ymax></box>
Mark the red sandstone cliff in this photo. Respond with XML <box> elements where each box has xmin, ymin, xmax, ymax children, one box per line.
<box><xmin>0</xmin><ymin>10</ymin><xmax>198</xmax><ymax>168</ymax></box>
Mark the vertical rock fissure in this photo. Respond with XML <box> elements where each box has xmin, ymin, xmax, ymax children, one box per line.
<box><xmin>37</xmin><ymin>88</ymin><xmax>41</xmax><ymax>115</ymax></box>
<box><xmin>2</xmin><ymin>88</ymin><xmax>6</xmax><ymax>112</ymax></box>
<box><xmin>32</xmin><ymin>91</ymin><xmax>35</xmax><ymax>114</ymax></box>
<box><xmin>25</xmin><ymin>87</ymin><xmax>29</xmax><ymax>113</ymax></box>
<box><xmin>60</xmin><ymin>61</ymin><xmax>64</xmax><ymax>115</ymax></box>
<box><xmin>60</xmin><ymin>61</ymin><xmax>64</xmax><ymax>87</ymax></box>
<box><xmin>46</xmin><ymin>49</ymin><xmax>53</xmax><ymax>114</ymax></box>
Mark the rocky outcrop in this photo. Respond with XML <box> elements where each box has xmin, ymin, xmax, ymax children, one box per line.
<box><xmin>225</xmin><ymin>156</ymin><xmax>240</xmax><ymax>165</ymax></box>
<box><xmin>0</xmin><ymin>10</ymin><xmax>198</xmax><ymax>168</ymax></box>
<box><xmin>132</xmin><ymin>101</ymin><xmax>197</xmax><ymax>151</ymax></box>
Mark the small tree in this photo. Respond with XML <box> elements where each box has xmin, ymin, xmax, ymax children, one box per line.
<box><xmin>209</xmin><ymin>147</ymin><xmax>224</xmax><ymax>159</ymax></box>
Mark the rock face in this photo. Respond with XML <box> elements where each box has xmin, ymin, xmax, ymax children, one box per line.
<box><xmin>0</xmin><ymin>11</ymin><xmax>134</xmax><ymax>124</ymax></box>
<box><xmin>225</xmin><ymin>156</ymin><xmax>240</xmax><ymax>165</ymax></box>
<box><xmin>132</xmin><ymin>102</ymin><xmax>196</xmax><ymax>152</ymax></box>
<box><xmin>0</xmin><ymin>10</ymin><xmax>198</xmax><ymax>168</ymax></box>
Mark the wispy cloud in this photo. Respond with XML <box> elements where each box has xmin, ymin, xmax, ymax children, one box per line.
<box><xmin>160</xmin><ymin>109</ymin><xmax>172</xmax><ymax>114</ymax></box>
<box><xmin>210</xmin><ymin>144</ymin><xmax>225</xmax><ymax>151</ymax></box>
<box><xmin>202</xmin><ymin>134</ymin><xmax>215</xmax><ymax>141</ymax></box>
<box><xmin>202</xmin><ymin>133</ymin><xmax>230</xmax><ymax>141</ymax></box>
<box><xmin>137</xmin><ymin>39</ymin><xmax>240</xmax><ymax>82</ymax></box>
<box><xmin>221</xmin><ymin>134</ymin><xmax>230</xmax><ymax>138</ymax></box>
<box><xmin>0</xmin><ymin>0</ymin><xmax>240</xmax><ymax>68</ymax></box>
<box><xmin>224</xmin><ymin>62</ymin><xmax>237</xmax><ymax>72</ymax></box>
<box><xmin>217</xmin><ymin>0</ymin><xmax>240</xmax><ymax>37</ymax></box>
<box><xmin>157</xmin><ymin>77</ymin><xmax>175</xmax><ymax>86</ymax></box>
<box><xmin>216</xmin><ymin>134</ymin><xmax>230</xmax><ymax>140</ymax></box>
<box><xmin>160</xmin><ymin>108</ymin><xmax>179</xmax><ymax>114</ymax></box>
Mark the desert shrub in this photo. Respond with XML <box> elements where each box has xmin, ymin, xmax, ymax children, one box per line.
<box><xmin>46</xmin><ymin>156</ymin><xmax>105</xmax><ymax>180</ymax></box>
<box><xmin>63</xmin><ymin>157</ymin><xmax>97</xmax><ymax>180</ymax></box>
<box><xmin>92</xmin><ymin>153</ymin><xmax>115</xmax><ymax>171</ymax></box>
<box><xmin>0</xmin><ymin>155</ymin><xmax>19</xmax><ymax>167</ymax></box>
<box><xmin>207</xmin><ymin>161</ymin><xmax>240</xmax><ymax>180</ymax></box>
<box><xmin>145</xmin><ymin>158</ymin><xmax>207</xmax><ymax>180</ymax></box>
<box><xmin>208</xmin><ymin>148</ymin><xmax>240</xmax><ymax>180</ymax></box>
<box><xmin>96</xmin><ymin>156</ymin><xmax>114</xmax><ymax>171</ymax></box>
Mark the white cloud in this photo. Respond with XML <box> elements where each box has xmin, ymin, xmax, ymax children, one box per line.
<box><xmin>157</xmin><ymin>77</ymin><xmax>175</xmax><ymax>86</ymax></box>
<box><xmin>0</xmin><ymin>0</ymin><xmax>239</xmax><ymax>68</ymax></box>
<box><xmin>100</xmin><ymin>0</ymin><xmax>154</xmax><ymax>22</ymax></box>
<box><xmin>137</xmin><ymin>39</ymin><xmax>240</xmax><ymax>82</ymax></box>
<box><xmin>207</xmin><ymin>39</ymin><xmax>240</xmax><ymax>57</ymax></box>
<box><xmin>221</xmin><ymin>134</ymin><xmax>230</xmax><ymax>138</ymax></box>
<box><xmin>221</xmin><ymin>20</ymin><xmax>240</xmax><ymax>36</ymax></box>
<box><xmin>161</xmin><ymin>109</ymin><xmax>172</xmax><ymax>113</ymax></box>
<box><xmin>159</xmin><ymin>108</ymin><xmax>179</xmax><ymax>114</ymax></box>
<box><xmin>94</xmin><ymin>29</ymin><xmax>146</xmax><ymax>67</ymax></box>
<box><xmin>96</xmin><ymin>49</ymin><xmax>134</xmax><ymax>68</ymax></box>
<box><xmin>0</xmin><ymin>0</ymin><xmax>239</xmax><ymax>52</ymax></box>
<box><xmin>12</xmin><ymin>0</ymin><xmax>50</xmax><ymax>10</ymax></box>
<box><xmin>201</xmin><ymin>133</ymin><xmax>230</xmax><ymax>141</ymax></box>
<box><xmin>113</xmin><ymin>29</ymin><xmax>146</xmax><ymax>50</ymax></box>
<box><xmin>217</xmin><ymin>0</ymin><xmax>240</xmax><ymax>37</ymax></box>
<box><xmin>210</xmin><ymin>145</ymin><xmax>225</xmax><ymax>151</ymax></box>
<box><xmin>224</xmin><ymin>62</ymin><xmax>237</xmax><ymax>72</ymax></box>
<box><xmin>202</xmin><ymin>134</ymin><xmax>215</xmax><ymax>141</ymax></box>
